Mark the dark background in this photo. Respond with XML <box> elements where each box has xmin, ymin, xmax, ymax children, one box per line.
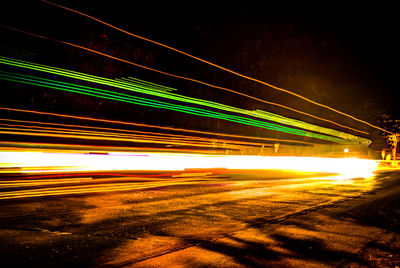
<box><xmin>1</xmin><ymin>1</ymin><xmax>399</xmax><ymax>146</ymax></box>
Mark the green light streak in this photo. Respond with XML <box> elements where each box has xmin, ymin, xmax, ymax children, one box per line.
<box><xmin>0</xmin><ymin>56</ymin><xmax>370</xmax><ymax>144</ymax></box>
<box><xmin>1</xmin><ymin>71</ymin><xmax>328</xmax><ymax>139</ymax></box>
<box><xmin>251</xmin><ymin>110</ymin><xmax>367</xmax><ymax>143</ymax></box>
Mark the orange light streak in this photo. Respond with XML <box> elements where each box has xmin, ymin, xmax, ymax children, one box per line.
<box><xmin>40</xmin><ymin>0</ymin><xmax>390</xmax><ymax>135</ymax></box>
<box><xmin>0</xmin><ymin>126</ymin><xmax>227</xmax><ymax>148</ymax></box>
<box><xmin>0</xmin><ymin>24</ymin><xmax>375</xmax><ymax>135</ymax></box>
<box><xmin>0</xmin><ymin>118</ymin><xmax>269</xmax><ymax>148</ymax></box>
<box><xmin>0</xmin><ymin>107</ymin><xmax>314</xmax><ymax>145</ymax></box>
<box><xmin>0</xmin><ymin>123</ymin><xmax>270</xmax><ymax>150</ymax></box>
<box><xmin>0</xmin><ymin>141</ymin><xmax>224</xmax><ymax>155</ymax></box>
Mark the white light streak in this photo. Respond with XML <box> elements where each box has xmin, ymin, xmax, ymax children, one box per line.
<box><xmin>0</xmin><ymin>151</ymin><xmax>377</xmax><ymax>178</ymax></box>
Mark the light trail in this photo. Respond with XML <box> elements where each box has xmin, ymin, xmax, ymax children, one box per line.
<box><xmin>0</xmin><ymin>177</ymin><xmax>93</xmax><ymax>188</ymax></box>
<box><xmin>0</xmin><ymin>24</ymin><xmax>375</xmax><ymax>136</ymax></box>
<box><xmin>0</xmin><ymin>119</ymin><xmax>274</xmax><ymax>149</ymax></box>
<box><xmin>0</xmin><ymin>107</ymin><xmax>314</xmax><ymax>146</ymax></box>
<box><xmin>0</xmin><ymin>151</ymin><xmax>378</xmax><ymax>178</ymax></box>
<box><xmin>0</xmin><ymin>141</ymin><xmax>236</xmax><ymax>155</ymax></box>
<box><xmin>0</xmin><ymin>147</ymin><xmax>378</xmax><ymax>199</ymax></box>
<box><xmin>0</xmin><ymin>57</ymin><xmax>371</xmax><ymax>144</ymax></box>
<box><xmin>0</xmin><ymin>171</ymin><xmax>372</xmax><ymax>200</ymax></box>
<box><xmin>0</xmin><ymin>149</ymin><xmax>378</xmax><ymax>200</ymax></box>
<box><xmin>0</xmin><ymin>70</ymin><xmax>322</xmax><ymax>140</ymax></box>
<box><xmin>0</xmin><ymin>178</ymin><xmax>203</xmax><ymax>200</ymax></box>
<box><xmin>0</xmin><ymin>127</ymin><xmax>223</xmax><ymax>148</ymax></box>
<box><xmin>41</xmin><ymin>0</ymin><xmax>392</xmax><ymax>135</ymax></box>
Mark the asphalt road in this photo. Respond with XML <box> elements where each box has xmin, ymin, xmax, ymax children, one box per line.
<box><xmin>0</xmin><ymin>169</ymin><xmax>400</xmax><ymax>267</ymax></box>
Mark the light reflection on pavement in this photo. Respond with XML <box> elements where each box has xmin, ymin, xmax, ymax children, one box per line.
<box><xmin>0</xmin><ymin>167</ymin><xmax>385</xmax><ymax>267</ymax></box>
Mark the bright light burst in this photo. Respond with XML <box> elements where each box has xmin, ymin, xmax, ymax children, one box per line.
<box><xmin>0</xmin><ymin>151</ymin><xmax>377</xmax><ymax>179</ymax></box>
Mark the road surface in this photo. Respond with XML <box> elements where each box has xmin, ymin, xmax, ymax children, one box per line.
<box><xmin>0</xmin><ymin>169</ymin><xmax>400</xmax><ymax>267</ymax></box>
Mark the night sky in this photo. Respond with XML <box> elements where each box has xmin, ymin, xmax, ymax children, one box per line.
<box><xmin>51</xmin><ymin>2</ymin><xmax>398</xmax><ymax>115</ymax></box>
<box><xmin>1</xmin><ymin>1</ymin><xmax>399</xmax><ymax>145</ymax></box>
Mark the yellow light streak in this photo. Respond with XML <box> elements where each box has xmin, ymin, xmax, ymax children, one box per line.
<box><xmin>0</xmin><ymin>177</ymin><xmax>93</xmax><ymax>188</ymax></box>
<box><xmin>0</xmin><ymin>176</ymin><xmax>212</xmax><ymax>200</ymax></box>
<box><xmin>0</xmin><ymin>180</ymin><xmax>195</xmax><ymax>200</ymax></box>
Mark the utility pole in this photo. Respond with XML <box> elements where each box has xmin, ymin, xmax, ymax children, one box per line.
<box><xmin>388</xmin><ymin>133</ymin><xmax>399</xmax><ymax>161</ymax></box>
<box><xmin>391</xmin><ymin>134</ymin><xmax>398</xmax><ymax>161</ymax></box>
